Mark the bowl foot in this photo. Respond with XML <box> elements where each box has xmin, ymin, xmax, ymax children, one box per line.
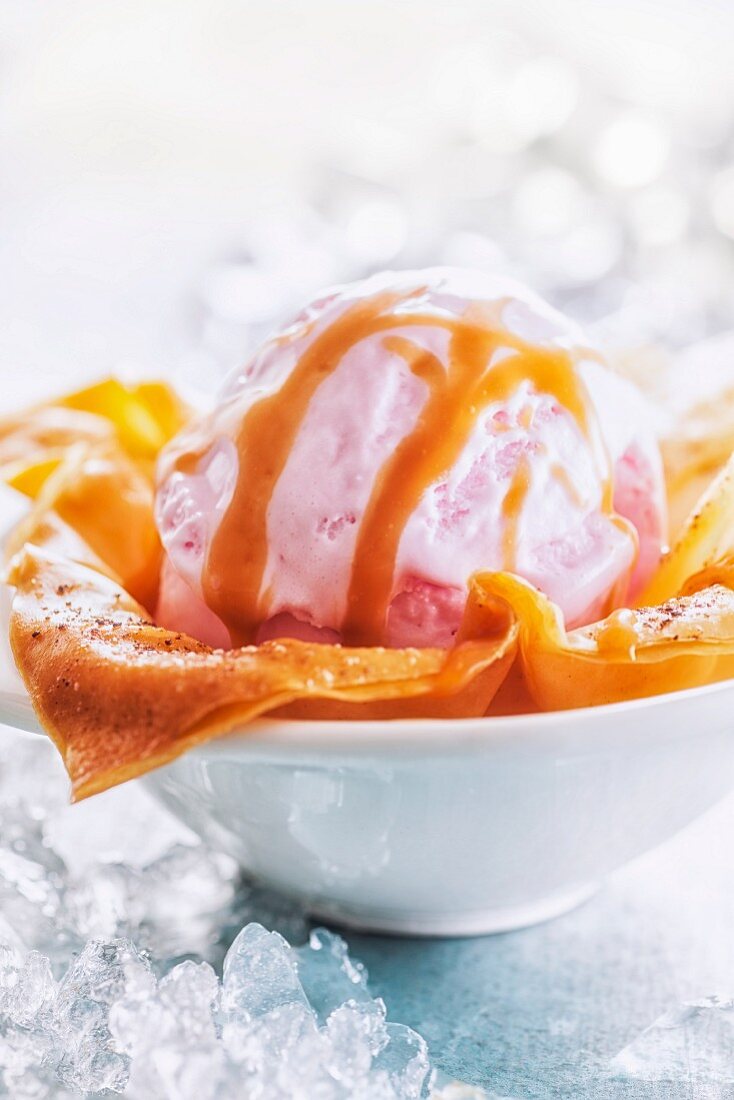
<box><xmin>306</xmin><ymin>884</ymin><xmax>598</xmax><ymax>938</ymax></box>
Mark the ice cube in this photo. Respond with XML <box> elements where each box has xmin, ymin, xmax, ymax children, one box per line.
<box><xmin>222</xmin><ymin>962</ymin><xmax>323</xmax><ymax>1090</ymax></box>
<box><xmin>296</xmin><ymin>927</ymin><xmax>372</xmax><ymax>1022</ymax></box>
<box><xmin>324</xmin><ymin>999</ymin><xmax>389</xmax><ymax>1085</ymax></box>
<box><xmin>159</xmin><ymin>960</ymin><xmax>220</xmax><ymax>1038</ymax></box>
<box><xmin>112</xmin><ymin>959</ymin><xmax>229</xmax><ymax>1100</ymax></box>
<box><xmin>54</xmin><ymin>939</ymin><xmax>152</xmax><ymax>1013</ymax></box>
<box><xmin>222</xmin><ymin>922</ymin><xmax>312</xmax><ymax>1021</ymax></box>
<box><xmin>0</xmin><ymin>1018</ymin><xmax>52</xmax><ymax>1078</ymax></box>
<box><xmin>611</xmin><ymin>995</ymin><xmax>734</xmax><ymax>1083</ymax></box>
<box><xmin>223</xmin><ymin>1000</ymin><xmax>323</xmax><ymax>1080</ymax></box>
<box><xmin>373</xmin><ymin>1021</ymin><xmax>431</xmax><ymax>1098</ymax></box>
<box><xmin>52</xmin><ymin>939</ymin><xmax>151</xmax><ymax>1093</ymax></box>
<box><xmin>0</xmin><ymin>948</ymin><xmax>56</xmax><ymax>1027</ymax></box>
<box><xmin>56</xmin><ymin>1043</ymin><xmax>129</xmax><ymax>1095</ymax></box>
<box><xmin>137</xmin><ymin>1043</ymin><xmax>234</xmax><ymax>1100</ymax></box>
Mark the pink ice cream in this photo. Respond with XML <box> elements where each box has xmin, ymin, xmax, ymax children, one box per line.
<box><xmin>155</xmin><ymin>268</ymin><xmax>666</xmax><ymax>649</ymax></box>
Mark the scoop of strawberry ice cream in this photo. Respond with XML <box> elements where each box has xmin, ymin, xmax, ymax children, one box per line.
<box><xmin>154</xmin><ymin>268</ymin><xmax>666</xmax><ymax>649</ymax></box>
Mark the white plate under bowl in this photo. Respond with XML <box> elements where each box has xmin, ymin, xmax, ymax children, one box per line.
<box><xmin>2</xmin><ymin>487</ymin><xmax>734</xmax><ymax>936</ymax></box>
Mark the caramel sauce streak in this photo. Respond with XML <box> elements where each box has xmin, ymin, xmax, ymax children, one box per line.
<box><xmin>342</xmin><ymin>326</ymin><xmax>496</xmax><ymax>644</ymax></box>
<box><xmin>593</xmin><ymin>608</ymin><xmax>640</xmax><ymax>658</ymax></box>
<box><xmin>502</xmin><ymin>456</ymin><xmax>532</xmax><ymax>571</ymax></box>
<box><xmin>203</xmin><ymin>290</ymin><xmax>404</xmax><ymax>643</ymax></box>
<box><xmin>551</xmin><ymin>463</ymin><xmax>587</xmax><ymax>509</ymax></box>
<box><xmin>381</xmin><ymin>335</ymin><xmax>446</xmax><ymax>390</ymax></box>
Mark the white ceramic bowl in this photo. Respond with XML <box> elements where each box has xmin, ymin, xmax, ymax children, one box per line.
<box><xmin>141</xmin><ymin>684</ymin><xmax>734</xmax><ymax>935</ymax></box>
<box><xmin>4</xmin><ymin>639</ymin><xmax>734</xmax><ymax>935</ymax></box>
<box><xmin>3</xmin><ymin>490</ymin><xmax>734</xmax><ymax>936</ymax></box>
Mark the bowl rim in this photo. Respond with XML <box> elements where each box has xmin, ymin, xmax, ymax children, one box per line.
<box><xmin>4</xmin><ymin>646</ymin><xmax>734</xmax><ymax>757</ymax></box>
<box><xmin>184</xmin><ymin>675</ymin><xmax>734</xmax><ymax>756</ymax></box>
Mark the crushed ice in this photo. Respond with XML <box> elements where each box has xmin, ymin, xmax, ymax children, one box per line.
<box><xmin>611</xmin><ymin>995</ymin><xmax>734</xmax><ymax>1084</ymax></box>
<box><xmin>0</xmin><ymin>926</ymin><xmax>434</xmax><ymax>1098</ymax></box>
<box><xmin>0</xmin><ymin>731</ymin><xmax>484</xmax><ymax>1098</ymax></box>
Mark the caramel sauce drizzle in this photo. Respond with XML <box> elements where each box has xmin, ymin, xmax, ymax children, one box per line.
<box><xmin>343</xmin><ymin>322</ymin><xmax>497</xmax><ymax>644</ymax></box>
<box><xmin>202</xmin><ymin>290</ymin><xmax>410</xmax><ymax>643</ymax></box>
<box><xmin>593</xmin><ymin>608</ymin><xmax>641</xmax><ymax>658</ymax></box>
<box><xmin>501</xmin><ymin>456</ymin><xmax>532</xmax><ymax>571</ymax></box>
<box><xmin>551</xmin><ymin>462</ymin><xmax>587</xmax><ymax>510</ymax></box>
<box><xmin>199</xmin><ymin>289</ymin><xmax>630</xmax><ymax>645</ymax></box>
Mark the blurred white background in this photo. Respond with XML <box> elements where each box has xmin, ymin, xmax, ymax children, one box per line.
<box><xmin>2</xmin><ymin>0</ymin><xmax>734</xmax><ymax>404</ymax></box>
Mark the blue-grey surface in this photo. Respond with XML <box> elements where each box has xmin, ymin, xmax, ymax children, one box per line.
<box><xmin>351</xmin><ymin>792</ymin><xmax>734</xmax><ymax>1099</ymax></box>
